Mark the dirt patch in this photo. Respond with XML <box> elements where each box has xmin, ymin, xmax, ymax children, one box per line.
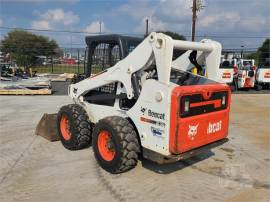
<box><xmin>226</xmin><ymin>154</ymin><xmax>234</xmax><ymax>159</ymax></box>
<box><xmin>230</xmin><ymin>94</ymin><xmax>270</xmax><ymax>151</ymax></box>
<box><xmin>213</xmin><ymin>158</ymin><xmax>224</xmax><ymax>162</ymax></box>
<box><xmin>220</xmin><ymin>147</ymin><xmax>234</xmax><ymax>153</ymax></box>
<box><xmin>227</xmin><ymin>188</ymin><xmax>270</xmax><ymax>202</ymax></box>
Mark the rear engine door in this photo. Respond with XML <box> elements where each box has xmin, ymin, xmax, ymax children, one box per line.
<box><xmin>169</xmin><ymin>84</ymin><xmax>231</xmax><ymax>154</ymax></box>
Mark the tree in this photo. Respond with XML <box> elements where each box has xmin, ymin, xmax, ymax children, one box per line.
<box><xmin>247</xmin><ymin>38</ymin><xmax>269</xmax><ymax>65</ymax></box>
<box><xmin>157</xmin><ymin>31</ymin><xmax>187</xmax><ymax>59</ymax></box>
<box><xmin>0</xmin><ymin>30</ymin><xmax>60</xmax><ymax>68</ymax></box>
<box><xmin>258</xmin><ymin>38</ymin><xmax>270</xmax><ymax>63</ymax></box>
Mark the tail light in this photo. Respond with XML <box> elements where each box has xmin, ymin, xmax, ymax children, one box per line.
<box><xmin>222</xmin><ymin>95</ymin><xmax>226</xmax><ymax>105</ymax></box>
<box><xmin>181</xmin><ymin>97</ymin><xmax>190</xmax><ymax>116</ymax></box>
<box><xmin>180</xmin><ymin>91</ymin><xmax>228</xmax><ymax>118</ymax></box>
<box><xmin>184</xmin><ymin>100</ymin><xmax>190</xmax><ymax>112</ymax></box>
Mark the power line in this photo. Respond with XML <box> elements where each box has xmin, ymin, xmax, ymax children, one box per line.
<box><xmin>0</xmin><ymin>26</ymin><xmax>102</xmax><ymax>35</ymax></box>
<box><xmin>0</xmin><ymin>26</ymin><xmax>269</xmax><ymax>39</ymax></box>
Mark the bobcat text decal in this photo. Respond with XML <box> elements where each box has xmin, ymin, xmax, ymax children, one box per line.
<box><xmin>207</xmin><ymin>121</ymin><xmax>222</xmax><ymax>134</ymax></box>
<box><xmin>188</xmin><ymin>124</ymin><xmax>199</xmax><ymax>140</ymax></box>
<box><xmin>140</xmin><ymin>107</ymin><xmax>165</xmax><ymax>120</ymax></box>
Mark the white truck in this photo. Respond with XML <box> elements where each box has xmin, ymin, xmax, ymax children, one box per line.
<box><xmin>218</xmin><ymin>59</ymin><xmax>235</xmax><ymax>90</ymax></box>
<box><xmin>255</xmin><ymin>60</ymin><xmax>270</xmax><ymax>90</ymax></box>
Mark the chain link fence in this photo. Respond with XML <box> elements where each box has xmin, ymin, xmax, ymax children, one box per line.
<box><xmin>31</xmin><ymin>48</ymin><xmax>86</xmax><ymax>74</ymax></box>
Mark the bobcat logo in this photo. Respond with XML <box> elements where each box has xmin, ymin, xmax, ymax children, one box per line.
<box><xmin>188</xmin><ymin>124</ymin><xmax>199</xmax><ymax>140</ymax></box>
<box><xmin>141</xmin><ymin>107</ymin><xmax>147</xmax><ymax>115</ymax></box>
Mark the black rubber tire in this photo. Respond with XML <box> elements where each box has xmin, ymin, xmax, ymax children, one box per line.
<box><xmin>57</xmin><ymin>104</ymin><xmax>92</xmax><ymax>150</ymax></box>
<box><xmin>92</xmin><ymin>116</ymin><xmax>140</xmax><ymax>174</ymax></box>
<box><xmin>255</xmin><ymin>84</ymin><xmax>262</xmax><ymax>91</ymax></box>
<box><xmin>232</xmin><ymin>79</ymin><xmax>238</xmax><ymax>92</ymax></box>
<box><xmin>230</xmin><ymin>83</ymin><xmax>236</xmax><ymax>92</ymax></box>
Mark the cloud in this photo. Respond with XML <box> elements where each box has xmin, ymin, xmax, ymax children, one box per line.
<box><xmin>198</xmin><ymin>12</ymin><xmax>269</xmax><ymax>32</ymax></box>
<box><xmin>0</xmin><ymin>19</ymin><xmax>3</xmax><ymax>26</ymax></box>
<box><xmin>2</xmin><ymin>0</ymin><xmax>79</xmax><ymax>3</ymax></box>
<box><xmin>40</xmin><ymin>9</ymin><xmax>79</xmax><ymax>26</ymax></box>
<box><xmin>84</xmin><ymin>21</ymin><xmax>107</xmax><ymax>33</ymax></box>
<box><xmin>31</xmin><ymin>8</ymin><xmax>79</xmax><ymax>29</ymax></box>
<box><xmin>113</xmin><ymin>0</ymin><xmax>269</xmax><ymax>37</ymax></box>
<box><xmin>116</xmin><ymin>1</ymin><xmax>155</xmax><ymax>20</ymax></box>
<box><xmin>134</xmin><ymin>17</ymin><xmax>166</xmax><ymax>32</ymax></box>
<box><xmin>31</xmin><ymin>20</ymin><xmax>50</xmax><ymax>29</ymax></box>
<box><xmin>200</xmin><ymin>12</ymin><xmax>241</xmax><ymax>29</ymax></box>
<box><xmin>113</xmin><ymin>0</ymin><xmax>192</xmax><ymax>33</ymax></box>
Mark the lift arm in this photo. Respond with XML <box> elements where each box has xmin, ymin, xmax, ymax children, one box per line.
<box><xmin>69</xmin><ymin>32</ymin><xmax>222</xmax><ymax>100</ymax></box>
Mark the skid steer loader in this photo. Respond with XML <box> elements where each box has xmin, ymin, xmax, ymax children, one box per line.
<box><xmin>38</xmin><ymin>32</ymin><xmax>231</xmax><ymax>173</ymax></box>
<box><xmin>234</xmin><ymin>59</ymin><xmax>256</xmax><ymax>90</ymax></box>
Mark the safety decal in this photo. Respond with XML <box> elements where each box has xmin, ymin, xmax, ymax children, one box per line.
<box><xmin>151</xmin><ymin>126</ymin><xmax>164</xmax><ymax>138</ymax></box>
<box><xmin>140</xmin><ymin>117</ymin><xmax>166</xmax><ymax>128</ymax></box>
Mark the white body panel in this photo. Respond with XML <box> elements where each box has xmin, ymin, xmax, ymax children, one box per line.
<box><xmin>68</xmin><ymin>32</ymin><xmax>222</xmax><ymax>156</ymax></box>
<box><xmin>218</xmin><ymin>68</ymin><xmax>234</xmax><ymax>84</ymax></box>
<box><xmin>218</xmin><ymin>59</ymin><xmax>234</xmax><ymax>84</ymax></box>
<box><xmin>127</xmin><ymin>79</ymin><xmax>176</xmax><ymax>155</ymax></box>
<box><xmin>256</xmin><ymin>68</ymin><xmax>270</xmax><ymax>83</ymax></box>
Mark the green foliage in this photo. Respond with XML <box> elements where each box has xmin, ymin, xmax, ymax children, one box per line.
<box><xmin>258</xmin><ymin>38</ymin><xmax>270</xmax><ymax>63</ymax></box>
<box><xmin>247</xmin><ymin>38</ymin><xmax>269</xmax><ymax>65</ymax></box>
<box><xmin>0</xmin><ymin>30</ymin><xmax>60</xmax><ymax>67</ymax></box>
<box><xmin>247</xmin><ymin>52</ymin><xmax>259</xmax><ymax>65</ymax></box>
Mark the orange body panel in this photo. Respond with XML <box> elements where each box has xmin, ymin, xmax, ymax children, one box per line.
<box><xmin>264</xmin><ymin>73</ymin><xmax>270</xmax><ymax>78</ymax></box>
<box><xmin>169</xmin><ymin>84</ymin><xmax>231</xmax><ymax>154</ymax></box>
<box><xmin>244</xmin><ymin>78</ymin><xmax>252</xmax><ymax>87</ymax></box>
<box><xmin>222</xmin><ymin>72</ymin><xmax>231</xmax><ymax>79</ymax></box>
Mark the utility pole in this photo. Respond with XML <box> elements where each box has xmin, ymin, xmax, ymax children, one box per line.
<box><xmin>99</xmin><ymin>21</ymin><xmax>102</xmax><ymax>34</ymax></box>
<box><xmin>145</xmin><ymin>18</ymin><xmax>149</xmax><ymax>37</ymax></box>
<box><xmin>191</xmin><ymin>0</ymin><xmax>204</xmax><ymax>41</ymax></box>
<box><xmin>241</xmin><ymin>45</ymin><xmax>244</xmax><ymax>58</ymax></box>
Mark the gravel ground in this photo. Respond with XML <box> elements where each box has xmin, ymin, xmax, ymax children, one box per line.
<box><xmin>0</xmin><ymin>95</ymin><xmax>269</xmax><ymax>202</ymax></box>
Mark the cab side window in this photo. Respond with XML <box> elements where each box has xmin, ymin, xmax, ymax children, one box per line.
<box><xmin>91</xmin><ymin>43</ymin><xmax>120</xmax><ymax>74</ymax></box>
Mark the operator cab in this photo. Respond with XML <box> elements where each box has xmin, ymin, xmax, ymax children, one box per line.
<box><xmin>85</xmin><ymin>34</ymin><xmax>142</xmax><ymax>77</ymax></box>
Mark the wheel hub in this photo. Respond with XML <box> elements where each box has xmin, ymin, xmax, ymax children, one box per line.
<box><xmin>60</xmin><ymin>115</ymin><xmax>72</xmax><ymax>140</ymax></box>
<box><xmin>97</xmin><ymin>130</ymin><xmax>116</xmax><ymax>161</ymax></box>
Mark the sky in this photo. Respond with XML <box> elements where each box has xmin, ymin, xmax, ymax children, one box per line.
<box><xmin>0</xmin><ymin>0</ymin><xmax>269</xmax><ymax>49</ymax></box>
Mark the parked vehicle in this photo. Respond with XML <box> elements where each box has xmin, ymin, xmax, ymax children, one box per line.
<box><xmin>219</xmin><ymin>59</ymin><xmax>235</xmax><ymax>90</ymax></box>
<box><xmin>236</xmin><ymin>59</ymin><xmax>256</xmax><ymax>90</ymax></box>
<box><xmin>255</xmin><ymin>60</ymin><xmax>270</xmax><ymax>90</ymax></box>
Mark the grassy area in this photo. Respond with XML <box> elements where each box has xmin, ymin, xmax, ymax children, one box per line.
<box><xmin>32</xmin><ymin>64</ymin><xmax>85</xmax><ymax>74</ymax></box>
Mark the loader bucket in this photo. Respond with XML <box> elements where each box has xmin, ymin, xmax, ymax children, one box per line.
<box><xmin>35</xmin><ymin>113</ymin><xmax>60</xmax><ymax>142</ymax></box>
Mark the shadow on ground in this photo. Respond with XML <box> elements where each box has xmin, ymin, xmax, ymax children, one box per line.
<box><xmin>141</xmin><ymin>150</ymin><xmax>214</xmax><ymax>174</ymax></box>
